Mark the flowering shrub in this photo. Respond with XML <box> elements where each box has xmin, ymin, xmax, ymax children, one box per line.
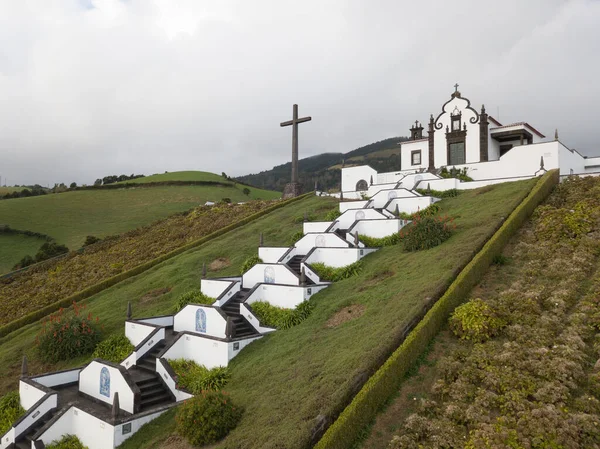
<box><xmin>92</xmin><ymin>334</ymin><xmax>134</xmax><ymax>363</ymax></box>
<box><xmin>176</xmin><ymin>391</ymin><xmax>243</xmax><ymax>446</ymax></box>
<box><xmin>174</xmin><ymin>290</ymin><xmax>215</xmax><ymax>312</ymax></box>
<box><xmin>169</xmin><ymin>359</ymin><xmax>230</xmax><ymax>393</ymax></box>
<box><xmin>35</xmin><ymin>302</ymin><xmax>102</xmax><ymax>363</ymax></box>
<box><xmin>250</xmin><ymin>300</ymin><xmax>315</xmax><ymax>329</ymax></box>
<box><xmin>0</xmin><ymin>391</ymin><xmax>24</xmax><ymax>435</ymax></box>
<box><xmin>449</xmin><ymin>298</ymin><xmax>506</xmax><ymax>342</ymax></box>
<box><xmin>400</xmin><ymin>215</ymin><xmax>455</xmax><ymax>251</ymax></box>
<box><xmin>46</xmin><ymin>435</ymin><xmax>88</xmax><ymax>449</ymax></box>
<box><xmin>240</xmin><ymin>255</ymin><xmax>263</xmax><ymax>273</ymax></box>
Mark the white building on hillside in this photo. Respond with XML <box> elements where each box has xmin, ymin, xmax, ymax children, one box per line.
<box><xmin>341</xmin><ymin>87</ymin><xmax>600</xmax><ymax>196</ymax></box>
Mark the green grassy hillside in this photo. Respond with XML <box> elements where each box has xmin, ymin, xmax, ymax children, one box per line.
<box><xmin>0</xmin><ymin>179</ymin><xmax>535</xmax><ymax>449</ymax></box>
<box><xmin>0</xmin><ymin>184</ymin><xmax>279</xmax><ymax>271</ymax></box>
<box><xmin>117</xmin><ymin>171</ymin><xmax>226</xmax><ymax>184</ymax></box>
<box><xmin>0</xmin><ymin>187</ymin><xmax>25</xmax><ymax>195</ymax></box>
<box><xmin>0</xmin><ymin>234</ymin><xmax>48</xmax><ymax>274</ymax></box>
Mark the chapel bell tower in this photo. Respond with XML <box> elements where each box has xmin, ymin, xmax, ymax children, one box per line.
<box><xmin>410</xmin><ymin>121</ymin><xmax>424</xmax><ymax>140</ymax></box>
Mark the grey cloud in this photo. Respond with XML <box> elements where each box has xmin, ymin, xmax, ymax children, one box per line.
<box><xmin>0</xmin><ymin>0</ymin><xmax>598</xmax><ymax>186</ymax></box>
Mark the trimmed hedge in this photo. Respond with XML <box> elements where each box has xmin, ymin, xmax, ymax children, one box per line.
<box><xmin>0</xmin><ymin>193</ymin><xmax>312</xmax><ymax>339</ymax></box>
<box><xmin>314</xmin><ymin>171</ymin><xmax>559</xmax><ymax>449</ymax></box>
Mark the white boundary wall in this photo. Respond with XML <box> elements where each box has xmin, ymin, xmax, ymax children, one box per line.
<box><xmin>303</xmin><ymin>222</ymin><xmax>331</xmax><ymax>234</ymax></box>
<box><xmin>125</xmin><ymin>321</ymin><xmax>155</xmax><ymax>347</ymax></box>
<box><xmin>136</xmin><ymin>316</ymin><xmax>174</xmax><ymax>327</ymax></box>
<box><xmin>242</xmin><ymin>264</ymin><xmax>299</xmax><ymax>289</ymax></box>
<box><xmin>304</xmin><ymin>248</ymin><xmax>377</xmax><ymax>268</ymax></box>
<box><xmin>201</xmin><ymin>279</ymin><xmax>235</xmax><ymax>299</ymax></box>
<box><xmin>339</xmin><ymin>200</ymin><xmax>368</xmax><ymax>212</ymax></box>
<box><xmin>258</xmin><ymin>247</ymin><xmax>289</xmax><ymax>263</ymax></box>
<box><xmin>337</xmin><ymin>209</ymin><xmax>386</xmax><ymax>229</ymax></box>
<box><xmin>30</xmin><ymin>369</ymin><xmax>81</xmax><ymax>389</ymax></box>
<box><xmin>79</xmin><ymin>361</ymin><xmax>135</xmax><ymax>413</ymax></box>
<box><xmin>174</xmin><ymin>305</ymin><xmax>226</xmax><ymax>338</ymax></box>
<box><xmin>245</xmin><ymin>283</ymin><xmax>329</xmax><ymax>309</ymax></box>
<box><xmin>19</xmin><ymin>382</ymin><xmax>46</xmax><ymax>410</ymax></box>
<box><xmin>349</xmin><ymin>219</ymin><xmax>405</xmax><ymax>238</ymax></box>
<box><xmin>385</xmin><ymin>196</ymin><xmax>437</xmax><ymax>214</ymax></box>
<box><xmin>294</xmin><ymin>233</ymin><xmax>350</xmax><ymax>254</ymax></box>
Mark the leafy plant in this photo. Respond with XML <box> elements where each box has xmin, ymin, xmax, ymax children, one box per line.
<box><xmin>46</xmin><ymin>435</ymin><xmax>89</xmax><ymax>449</ymax></box>
<box><xmin>92</xmin><ymin>334</ymin><xmax>134</xmax><ymax>363</ymax></box>
<box><xmin>309</xmin><ymin>261</ymin><xmax>363</xmax><ymax>281</ymax></box>
<box><xmin>250</xmin><ymin>300</ymin><xmax>315</xmax><ymax>329</ymax></box>
<box><xmin>174</xmin><ymin>290</ymin><xmax>215</xmax><ymax>313</ymax></box>
<box><xmin>175</xmin><ymin>391</ymin><xmax>243</xmax><ymax>446</ymax></box>
<box><xmin>221</xmin><ymin>197</ymin><xmax>232</xmax><ymax>203</ymax></box>
<box><xmin>83</xmin><ymin>235</ymin><xmax>101</xmax><ymax>247</ymax></box>
<box><xmin>325</xmin><ymin>208</ymin><xmax>342</xmax><ymax>221</ymax></box>
<box><xmin>439</xmin><ymin>166</ymin><xmax>473</xmax><ymax>182</ymax></box>
<box><xmin>400</xmin><ymin>215</ymin><xmax>455</xmax><ymax>251</ymax></box>
<box><xmin>416</xmin><ymin>188</ymin><xmax>461</xmax><ymax>198</ymax></box>
<box><xmin>0</xmin><ymin>391</ymin><xmax>24</xmax><ymax>436</ymax></box>
<box><xmin>359</xmin><ymin>233</ymin><xmax>400</xmax><ymax>247</ymax></box>
<box><xmin>169</xmin><ymin>359</ymin><xmax>230</xmax><ymax>393</ymax></box>
<box><xmin>288</xmin><ymin>230</ymin><xmax>305</xmax><ymax>246</ymax></box>
<box><xmin>241</xmin><ymin>255</ymin><xmax>263</xmax><ymax>273</ymax></box>
<box><xmin>35</xmin><ymin>302</ymin><xmax>102</xmax><ymax>363</ymax></box>
<box><xmin>449</xmin><ymin>298</ymin><xmax>506</xmax><ymax>342</ymax></box>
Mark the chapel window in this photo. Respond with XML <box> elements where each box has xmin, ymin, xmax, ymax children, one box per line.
<box><xmin>411</xmin><ymin>150</ymin><xmax>422</xmax><ymax>166</ymax></box>
<box><xmin>448</xmin><ymin>142</ymin><xmax>466</xmax><ymax>165</ymax></box>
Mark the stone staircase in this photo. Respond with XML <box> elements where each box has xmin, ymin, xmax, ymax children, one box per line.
<box><xmin>286</xmin><ymin>255</ymin><xmax>316</xmax><ymax>285</ymax></box>
<box><xmin>13</xmin><ymin>409</ymin><xmax>54</xmax><ymax>449</ymax></box>
<box><xmin>220</xmin><ymin>290</ymin><xmax>259</xmax><ymax>338</ymax></box>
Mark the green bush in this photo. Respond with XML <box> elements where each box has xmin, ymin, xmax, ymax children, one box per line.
<box><xmin>325</xmin><ymin>208</ymin><xmax>342</xmax><ymax>221</ymax></box>
<box><xmin>396</xmin><ymin>203</ymin><xmax>441</xmax><ymax>221</ymax></box>
<box><xmin>46</xmin><ymin>435</ymin><xmax>88</xmax><ymax>449</ymax></box>
<box><xmin>439</xmin><ymin>166</ymin><xmax>473</xmax><ymax>182</ymax></box>
<box><xmin>314</xmin><ymin>171</ymin><xmax>558</xmax><ymax>449</ymax></box>
<box><xmin>174</xmin><ymin>290</ymin><xmax>215</xmax><ymax>312</ymax></box>
<box><xmin>36</xmin><ymin>241</ymin><xmax>69</xmax><ymax>262</ymax></box>
<box><xmin>92</xmin><ymin>334</ymin><xmax>134</xmax><ymax>363</ymax></box>
<box><xmin>416</xmin><ymin>188</ymin><xmax>460</xmax><ymax>198</ymax></box>
<box><xmin>359</xmin><ymin>233</ymin><xmax>400</xmax><ymax>248</ymax></box>
<box><xmin>0</xmin><ymin>391</ymin><xmax>25</xmax><ymax>435</ymax></box>
<box><xmin>83</xmin><ymin>235</ymin><xmax>101</xmax><ymax>247</ymax></box>
<box><xmin>250</xmin><ymin>300</ymin><xmax>315</xmax><ymax>329</ymax></box>
<box><xmin>241</xmin><ymin>255</ymin><xmax>263</xmax><ymax>273</ymax></box>
<box><xmin>35</xmin><ymin>302</ymin><xmax>102</xmax><ymax>363</ymax></box>
<box><xmin>310</xmin><ymin>261</ymin><xmax>363</xmax><ymax>281</ymax></box>
<box><xmin>221</xmin><ymin>197</ymin><xmax>232</xmax><ymax>203</ymax></box>
<box><xmin>400</xmin><ymin>215</ymin><xmax>455</xmax><ymax>251</ymax></box>
<box><xmin>169</xmin><ymin>359</ymin><xmax>230</xmax><ymax>393</ymax></box>
<box><xmin>176</xmin><ymin>391</ymin><xmax>243</xmax><ymax>446</ymax></box>
<box><xmin>449</xmin><ymin>298</ymin><xmax>506</xmax><ymax>342</ymax></box>
<box><xmin>287</xmin><ymin>230</ymin><xmax>304</xmax><ymax>246</ymax></box>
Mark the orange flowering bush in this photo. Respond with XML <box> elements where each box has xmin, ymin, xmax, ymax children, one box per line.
<box><xmin>35</xmin><ymin>302</ymin><xmax>102</xmax><ymax>363</ymax></box>
<box><xmin>176</xmin><ymin>390</ymin><xmax>243</xmax><ymax>446</ymax></box>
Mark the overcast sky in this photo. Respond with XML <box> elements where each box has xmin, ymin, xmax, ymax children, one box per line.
<box><xmin>1</xmin><ymin>0</ymin><xmax>599</xmax><ymax>186</ymax></box>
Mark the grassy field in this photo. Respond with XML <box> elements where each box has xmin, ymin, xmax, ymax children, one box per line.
<box><xmin>0</xmin><ymin>234</ymin><xmax>48</xmax><ymax>274</ymax></box>
<box><xmin>360</xmin><ymin>176</ymin><xmax>600</xmax><ymax>449</ymax></box>
<box><xmin>118</xmin><ymin>171</ymin><xmax>228</xmax><ymax>184</ymax></box>
<box><xmin>0</xmin><ymin>187</ymin><xmax>26</xmax><ymax>195</ymax></box>
<box><xmin>0</xmin><ymin>184</ymin><xmax>280</xmax><ymax>263</ymax></box>
<box><xmin>0</xmin><ymin>180</ymin><xmax>534</xmax><ymax>448</ymax></box>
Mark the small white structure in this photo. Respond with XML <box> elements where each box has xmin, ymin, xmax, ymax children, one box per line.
<box><xmin>340</xmin><ymin>87</ymin><xmax>600</xmax><ymax>198</ymax></box>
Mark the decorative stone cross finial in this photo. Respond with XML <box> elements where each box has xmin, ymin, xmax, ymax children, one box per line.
<box><xmin>259</xmin><ymin>232</ymin><xmax>264</xmax><ymax>247</ymax></box>
<box><xmin>555</xmin><ymin>129</ymin><xmax>559</xmax><ymax>141</ymax></box>
<box><xmin>454</xmin><ymin>83</ymin><xmax>459</xmax><ymax>92</ymax></box>
<box><xmin>126</xmin><ymin>301</ymin><xmax>132</xmax><ymax>320</ymax></box>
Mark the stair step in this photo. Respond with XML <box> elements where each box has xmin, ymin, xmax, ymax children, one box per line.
<box><xmin>141</xmin><ymin>385</ymin><xmax>167</xmax><ymax>397</ymax></box>
<box><xmin>136</xmin><ymin>377</ymin><xmax>161</xmax><ymax>388</ymax></box>
<box><xmin>141</xmin><ymin>393</ymin><xmax>172</xmax><ymax>408</ymax></box>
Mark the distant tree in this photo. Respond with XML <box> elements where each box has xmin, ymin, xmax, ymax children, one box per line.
<box><xmin>221</xmin><ymin>197</ymin><xmax>232</xmax><ymax>203</ymax></box>
<box><xmin>70</xmin><ymin>182</ymin><xmax>77</xmax><ymax>189</ymax></box>
<box><xmin>21</xmin><ymin>189</ymin><xmax>32</xmax><ymax>197</ymax></box>
<box><xmin>221</xmin><ymin>172</ymin><xmax>228</xmax><ymax>179</ymax></box>
<box><xmin>243</xmin><ymin>188</ymin><xmax>251</xmax><ymax>196</ymax></box>
<box><xmin>94</xmin><ymin>179</ymin><xmax>102</xmax><ymax>186</ymax></box>
<box><xmin>83</xmin><ymin>235</ymin><xmax>101</xmax><ymax>247</ymax></box>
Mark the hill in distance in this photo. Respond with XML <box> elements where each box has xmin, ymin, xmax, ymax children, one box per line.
<box><xmin>236</xmin><ymin>136</ymin><xmax>408</xmax><ymax>193</ymax></box>
<box><xmin>0</xmin><ymin>171</ymin><xmax>280</xmax><ymax>274</ymax></box>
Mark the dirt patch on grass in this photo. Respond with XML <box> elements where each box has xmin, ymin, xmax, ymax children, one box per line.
<box><xmin>140</xmin><ymin>287</ymin><xmax>171</xmax><ymax>303</ymax></box>
<box><xmin>161</xmin><ymin>435</ymin><xmax>194</xmax><ymax>449</ymax></box>
<box><xmin>209</xmin><ymin>257</ymin><xmax>231</xmax><ymax>271</ymax></box>
<box><xmin>358</xmin><ymin>269</ymin><xmax>395</xmax><ymax>292</ymax></box>
<box><xmin>326</xmin><ymin>304</ymin><xmax>366</xmax><ymax>328</ymax></box>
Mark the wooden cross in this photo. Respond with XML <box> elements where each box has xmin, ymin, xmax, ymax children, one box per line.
<box><xmin>280</xmin><ymin>104</ymin><xmax>311</xmax><ymax>184</ymax></box>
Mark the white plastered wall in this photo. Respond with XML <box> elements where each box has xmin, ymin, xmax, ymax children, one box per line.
<box><xmin>163</xmin><ymin>334</ymin><xmax>229</xmax><ymax>369</ymax></box>
<box><xmin>336</xmin><ymin>208</ymin><xmax>386</xmax><ymax>229</ymax></box>
<box><xmin>19</xmin><ymin>381</ymin><xmax>46</xmax><ymax>410</ymax></box>
<box><xmin>38</xmin><ymin>407</ymin><xmax>115</xmax><ymax>449</ymax></box>
<box><xmin>385</xmin><ymin>196</ymin><xmax>436</xmax><ymax>214</ymax></box>
<box><xmin>304</xmin><ymin>247</ymin><xmax>377</xmax><ymax>268</ymax></box>
<box><xmin>341</xmin><ymin>166</ymin><xmax>377</xmax><ymax>192</ymax></box>
<box><xmin>258</xmin><ymin>247</ymin><xmax>290</xmax><ymax>263</ymax></box>
<box><xmin>200</xmin><ymin>279</ymin><xmax>235</xmax><ymax>299</ymax></box>
<box><xmin>401</xmin><ymin>140</ymin><xmax>428</xmax><ymax>170</ymax></box>
<box><xmin>125</xmin><ymin>321</ymin><xmax>156</xmax><ymax>347</ymax></box>
<box><xmin>79</xmin><ymin>362</ymin><xmax>135</xmax><ymax>413</ymax></box>
<box><xmin>174</xmin><ymin>305</ymin><xmax>226</xmax><ymax>338</ymax></box>
<box><xmin>349</xmin><ymin>219</ymin><xmax>405</xmax><ymax>238</ymax></box>
<box><xmin>294</xmin><ymin>233</ymin><xmax>349</xmax><ymax>254</ymax></box>
<box><xmin>242</xmin><ymin>264</ymin><xmax>299</xmax><ymax>289</ymax></box>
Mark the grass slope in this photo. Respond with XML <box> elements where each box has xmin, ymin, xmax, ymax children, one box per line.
<box><xmin>117</xmin><ymin>171</ymin><xmax>227</xmax><ymax>184</ymax></box>
<box><xmin>0</xmin><ymin>181</ymin><xmax>533</xmax><ymax>449</ymax></box>
<box><xmin>0</xmin><ymin>185</ymin><xmax>280</xmax><ymax>259</ymax></box>
<box><xmin>0</xmin><ymin>187</ymin><xmax>25</xmax><ymax>195</ymax></box>
<box><xmin>0</xmin><ymin>234</ymin><xmax>48</xmax><ymax>274</ymax></box>
<box><xmin>0</xmin><ymin>195</ymin><xmax>337</xmax><ymax>394</ymax></box>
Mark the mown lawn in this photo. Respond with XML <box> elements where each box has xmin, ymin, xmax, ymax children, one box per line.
<box><xmin>0</xmin><ymin>180</ymin><xmax>535</xmax><ymax>449</ymax></box>
<box><xmin>0</xmin><ymin>234</ymin><xmax>47</xmax><ymax>274</ymax></box>
<box><xmin>0</xmin><ymin>184</ymin><xmax>279</xmax><ymax>252</ymax></box>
